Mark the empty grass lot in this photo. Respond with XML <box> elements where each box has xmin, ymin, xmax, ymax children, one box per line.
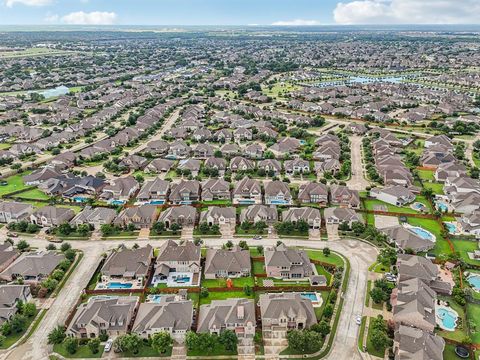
<box><xmin>201</xmin><ymin>276</ymin><xmax>254</xmax><ymax>288</ymax></box>
<box><xmin>306</xmin><ymin>250</ymin><xmax>344</xmax><ymax>267</ymax></box>
<box><xmin>0</xmin><ymin>172</ymin><xmax>31</xmax><ymax>196</ymax></box>
<box><xmin>199</xmin><ymin>290</ymin><xmax>254</xmax><ymax>305</ymax></box>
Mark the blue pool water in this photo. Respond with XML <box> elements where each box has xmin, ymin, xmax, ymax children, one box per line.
<box><xmin>468</xmin><ymin>275</ymin><xmax>480</xmax><ymax>292</ymax></box>
<box><xmin>270</xmin><ymin>200</ymin><xmax>289</xmax><ymax>205</ymax></box>
<box><xmin>412</xmin><ymin>202</ymin><xmax>425</xmax><ymax>210</ymax></box>
<box><xmin>437</xmin><ymin>308</ymin><xmax>457</xmax><ymax>331</ymax></box>
<box><xmin>111</xmin><ymin>200</ymin><xmax>125</xmax><ymax>205</ymax></box>
<box><xmin>173</xmin><ymin>276</ymin><xmax>191</xmax><ymax>283</ymax></box>
<box><xmin>301</xmin><ymin>293</ymin><xmax>318</xmax><ymax>302</ymax></box>
<box><xmin>73</xmin><ymin>196</ymin><xmax>87</xmax><ymax>203</ymax></box>
<box><xmin>149</xmin><ymin>295</ymin><xmax>164</xmax><ymax>302</ymax></box>
<box><xmin>107</xmin><ymin>282</ymin><xmax>133</xmax><ymax>289</ymax></box>
<box><xmin>437</xmin><ymin>202</ymin><xmax>448</xmax><ymax>212</ymax></box>
<box><xmin>445</xmin><ymin>223</ymin><xmax>457</xmax><ymax>234</ymax></box>
<box><xmin>410</xmin><ymin>227</ymin><xmax>434</xmax><ymax>241</ymax></box>
<box><xmin>149</xmin><ymin>200</ymin><xmax>165</xmax><ymax>205</ymax></box>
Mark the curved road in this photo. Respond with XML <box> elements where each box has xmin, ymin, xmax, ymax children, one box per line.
<box><xmin>2</xmin><ymin>237</ymin><xmax>377</xmax><ymax>360</ymax></box>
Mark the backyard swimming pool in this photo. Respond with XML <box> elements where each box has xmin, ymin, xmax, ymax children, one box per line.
<box><xmin>149</xmin><ymin>200</ymin><xmax>165</xmax><ymax>205</ymax></box>
<box><xmin>444</xmin><ymin>222</ymin><xmax>458</xmax><ymax>234</ymax></box>
<box><xmin>110</xmin><ymin>200</ymin><xmax>126</xmax><ymax>205</ymax></box>
<box><xmin>107</xmin><ymin>282</ymin><xmax>133</xmax><ymax>289</ymax></box>
<box><xmin>409</xmin><ymin>226</ymin><xmax>435</xmax><ymax>242</ymax></box>
<box><xmin>411</xmin><ymin>202</ymin><xmax>427</xmax><ymax>212</ymax></box>
<box><xmin>436</xmin><ymin>201</ymin><xmax>448</xmax><ymax>212</ymax></box>
<box><xmin>467</xmin><ymin>274</ymin><xmax>480</xmax><ymax>292</ymax></box>
<box><xmin>436</xmin><ymin>306</ymin><xmax>458</xmax><ymax>331</ymax></box>
<box><xmin>300</xmin><ymin>292</ymin><xmax>323</xmax><ymax>307</ymax></box>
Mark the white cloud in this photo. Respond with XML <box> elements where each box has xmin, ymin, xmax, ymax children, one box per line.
<box><xmin>334</xmin><ymin>0</ymin><xmax>480</xmax><ymax>24</ymax></box>
<box><xmin>61</xmin><ymin>11</ymin><xmax>117</xmax><ymax>25</ymax></box>
<box><xmin>4</xmin><ymin>0</ymin><xmax>52</xmax><ymax>7</ymax></box>
<box><xmin>271</xmin><ymin>19</ymin><xmax>320</xmax><ymax>26</ymax></box>
<box><xmin>44</xmin><ymin>12</ymin><xmax>59</xmax><ymax>23</ymax></box>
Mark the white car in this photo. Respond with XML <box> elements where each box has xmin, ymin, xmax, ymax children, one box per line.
<box><xmin>355</xmin><ymin>315</ymin><xmax>362</xmax><ymax>325</ymax></box>
<box><xmin>104</xmin><ymin>339</ymin><xmax>113</xmax><ymax>352</ymax></box>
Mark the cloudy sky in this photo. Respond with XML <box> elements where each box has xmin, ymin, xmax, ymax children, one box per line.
<box><xmin>0</xmin><ymin>0</ymin><xmax>479</xmax><ymax>26</ymax></box>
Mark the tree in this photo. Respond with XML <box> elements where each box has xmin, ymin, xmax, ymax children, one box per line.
<box><xmin>377</xmin><ymin>248</ymin><xmax>397</xmax><ymax>267</ymax></box>
<box><xmin>185</xmin><ymin>331</ymin><xmax>199</xmax><ymax>350</ymax></box>
<box><xmin>218</xmin><ymin>329</ymin><xmax>238</xmax><ymax>351</ymax></box>
<box><xmin>152</xmin><ymin>221</ymin><xmax>166</xmax><ymax>234</ymax></box>
<box><xmin>77</xmin><ymin>224</ymin><xmax>91</xmax><ymax>237</ymax></box>
<box><xmin>16</xmin><ymin>240</ymin><xmax>29</xmax><ymax>252</ymax></box>
<box><xmin>370</xmin><ymin>287</ymin><xmax>386</xmax><ymax>304</ymax></box>
<box><xmin>323</xmin><ymin>304</ymin><xmax>333</xmax><ymax>319</ymax></box>
<box><xmin>88</xmin><ymin>338</ymin><xmax>101</xmax><ymax>354</ymax></box>
<box><xmin>322</xmin><ymin>247</ymin><xmax>331</xmax><ymax>257</ymax></box>
<box><xmin>238</xmin><ymin>240</ymin><xmax>249</xmax><ymax>250</ymax></box>
<box><xmin>287</xmin><ymin>330</ymin><xmax>323</xmax><ymax>353</ymax></box>
<box><xmin>64</xmin><ymin>337</ymin><xmax>78</xmax><ymax>354</ymax></box>
<box><xmin>100</xmin><ymin>224</ymin><xmax>115</xmax><ymax>236</ymax></box>
<box><xmin>199</xmin><ymin>222</ymin><xmax>210</xmax><ymax>234</ymax></box>
<box><xmin>313</xmin><ymin>320</ymin><xmax>331</xmax><ymax>337</ymax></box>
<box><xmin>351</xmin><ymin>221</ymin><xmax>366</xmax><ymax>235</ymax></box>
<box><xmin>256</xmin><ymin>245</ymin><xmax>264</xmax><ymax>255</ymax></box>
<box><xmin>57</xmin><ymin>223</ymin><xmax>73</xmax><ymax>236</ymax></box>
<box><xmin>10</xmin><ymin>314</ymin><xmax>27</xmax><ymax>333</ymax></box>
<box><xmin>114</xmin><ymin>334</ymin><xmax>141</xmax><ymax>354</ymax></box>
<box><xmin>338</xmin><ymin>221</ymin><xmax>350</xmax><ymax>232</ymax></box>
<box><xmin>41</xmin><ymin>278</ymin><xmax>58</xmax><ymax>293</ymax></box>
<box><xmin>23</xmin><ymin>303</ymin><xmax>36</xmax><ymax>317</ymax></box>
<box><xmin>170</xmin><ymin>223</ymin><xmax>181</xmax><ymax>233</ymax></box>
<box><xmin>51</xmin><ymin>269</ymin><xmax>65</xmax><ymax>281</ymax></box>
<box><xmin>0</xmin><ymin>335</ymin><xmax>5</xmax><ymax>347</ymax></box>
<box><xmin>151</xmin><ymin>331</ymin><xmax>173</xmax><ymax>354</ymax></box>
<box><xmin>64</xmin><ymin>249</ymin><xmax>76</xmax><ymax>262</ymax></box>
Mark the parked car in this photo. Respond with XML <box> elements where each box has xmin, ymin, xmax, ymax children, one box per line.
<box><xmin>253</xmin><ymin>235</ymin><xmax>263</xmax><ymax>240</ymax></box>
<box><xmin>355</xmin><ymin>315</ymin><xmax>362</xmax><ymax>325</ymax></box>
<box><xmin>105</xmin><ymin>339</ymin><xmax>113</xmax><ymax>352</ymax></box>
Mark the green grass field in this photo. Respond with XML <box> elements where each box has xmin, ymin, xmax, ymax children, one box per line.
<box><xmin>53</xmin><ymin>343</ymin><xmax>104</xmax><ymax>358</ymax></box>
<box><xmin>14</xmin><ymin>188</ymin><xmax>50</xmax><ymax>200</ymax></box>
<box><xmin>0</xmin><ymin>172</ymin><xmax>31</xmax><ymax>196</ymax></box>
<box><xmin>306</xmin><ymin>250</ymin><xmax>344</xmax><ymax>267</ymax></box>
<box><xmin>366</xmin><ymin>318</ymin><xmax>387</xmax><ymax>358</ymax></box>
<box><xmin>201</xmin><ymin>276</ymin><xmax>255</xmax><ymax>288</ymax></box>
<box><xmin>417</xmin><ymin>169</ymin><xmax>435</xmax><ymax>181</ymax></box>
<box><xmin>199</xmin><ymin>290</ymin><xmax>254</xmax><ymax>305</ymax></box>
<box><xmin>467</xmin><ymin>303</ymin><xmax>480</xmax><ymax>344</ymax></box>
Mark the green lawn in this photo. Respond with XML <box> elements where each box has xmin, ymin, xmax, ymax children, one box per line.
<box><xmin>120</xmin><ymin>344</ymin><xmax>171</xmax><ymax>357</ymax></box>
<box><xmin>453</xmin><ymin>240</ymin><xmax>480</xmax><ymax>266</ymax></box>
<box><xmin>201</xmin><ymin>276</ymin><xmax>255</xmax><ymax>288</ymax></box>
<box><xmin>358</xmin><ymin>316</ymin><xmax>367</xmax><ymax>351</ymax></box>
<box><xmin>0</xmin><ymin>311</ymin><xmax>39</xmax><ymax>349</ymax></box>
<box><xmin>365</xmin><ymin>280</ymin><xmax>371</xmax><ymax>306</ymax></box>
<box><xmin>260</xmin><ymin>278</ymin><xmax>311</xmax><ymax>287</ymax></box>
<box><xmin>423</xmin><ymin>182</ymin><xmax>444</xmax><ymax>195</ymax></box>
<box><xmin>0</xmin><ymin>172</ymin><xmax>31</xmax><ymax>196</ymax></box>
<box><xmin>199</xmin><ymin>291</ymin><xmax>254</xmax><ymax>305</ymax></box>
<box><xmin>368</xmin><ymin>262</ymin><xmax>389</xmax><ymax>274</ymax></box>
<box><xmin>0</xmin><ymin>143</ymin><xmax>11</xmax><ymax>150</ymax></box>
<box><xmin>201</xmin><ymin>200</ymin><xmax>232</xmax><ymax>206</ymax></box>
<box><xmin>366</xmin><ymin>318</ymin><xmax>387</xmax><ymax>358</ymax></box>
<box><xmin>437</xmin><ymin>296</ymin><xmax>468</xmax><ymax>342</ymax></box>
<box><xmin>363</xmin><ymin>198</ymin><xmax>417</xmax><ymax>214</ymax></box>
<box><xmin>306</xmin><ymin>250</ymin><xmax>344</xmax><ymax>267</ymax></box>
<box><xmin>252</xmin><ymin>260</ymin><xmax>265</xmax><ymax>275</ymax></box>
<box><xmin>315</xmin><ymin>265</ymin><xmax>333</xmax><ymax>284</ymax></box>
<box><xmin>406</xmin><ymin>217</ymin><xmax>452</xmax><ymax>256</ymax></box>
<box><xmin>15</xmin><ymin>188</ymin><xmax>50</xmax><ymax>200</ymax></box>
<box><xmin>417</xmin><ymin>169</ymin><xmax>435</xmax><ymax>181</ymax></box>
<box><xmin>443</xmin><ymin>343</ymin><xmax>461</xmax><ymax>360</ymax></box>
<box><xmin>314</xmin><ymin>290</ymin><xmax>330</xmax><ymax>321</ymax></box>
<box><xmin>466</xmin><ymin>303</ymin><xmax>480</xmax><ymax>344</ymax></box>
<box><xmin>53</xmin><ymin>343</ymin><xmax>104</xmax><ymax>358</ymax></box>
<box><xmin>187</xmin><ymin>342</ymin><xmax>237</xmax><ymax>357</ymax></box>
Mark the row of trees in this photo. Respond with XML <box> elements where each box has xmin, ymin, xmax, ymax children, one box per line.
<box><xmin>0</xmin><ymin>301</ymin><xmax>37</xmax><ymax>346</ymax></box>
<box><xmin>185</xmin><ymin>330</ymin><xmax>237</xmax><ymax>353</ymax></box>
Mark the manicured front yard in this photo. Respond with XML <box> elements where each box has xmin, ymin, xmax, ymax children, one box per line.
<box><xmin>366</xmin><ymin>317</ymin><xmax>386</xmax><ymax>358</ymax></box>
<box><xmin>120</xmin><ymin>344</ymin><xmax>172</xmax><ymax>358</ymax></box>
<box><xmin>53</xmin><ymin>343</ymin><xmax>104</xmax><ymax>358</ymax></box>
<box><xmin>187</xmin><ymin>342</ymin><xmax>237</xmax><ymax>357</ymax></box>
<box><xmin>0</xmin><ymin>310</ymin><xmax>40</xmax><ymax>349</ymax></box>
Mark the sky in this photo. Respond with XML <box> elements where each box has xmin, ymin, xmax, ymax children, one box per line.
<box><xmin>0</xmin><ymin>0</ymin><xmax>480</xmax><ymax>26</ymax></box>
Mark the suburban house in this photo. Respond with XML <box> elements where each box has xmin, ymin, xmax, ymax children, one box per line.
<box><xmin>199</xmin><ymin>206</ymin><xmax>236</xmax><ymax>226</ymax></box>
<box><xmin>282</xmin><ymin>207</ymin><xmax>322</xmax><ymax>229</ymax></box>
<box><xmin>153</xmin><ymin>240</ymin><xmax>201</xmax><ymax>285</ymax></box>
<box><xmin>297</xmin><ymin>182</ymin><xmax>328</xmax><ymax>205</ymax></box>
<box><xmin>0</xmin><ymin>285</ymin><xmax>32</xmax><ymax>325</ymax></box>
<box><xmin>0</xmin><ymin>202</ymin><xmax>33</xmax><ymax>223</ymax></box>
<box><xmin>145</xmin><ymin>159</ymin><xmax>174</xmax><ymax>174</ymax></box>
<box><xmin>0</xmin><ymin>251</ymin><xmax>65</xmax><ymax>283</ymax></box>
<box><xmin>458</xmin><ymin>210</ymin><xmax>480</xmax><ymax>238</ymax></box>
<box><xmin>0</xmin><ymin>243</ymin><xmax>19</xmax><ymax>273</ymax></box>
<box><xmin>330</xmin><ymin>185</ymin><xmax>360</xmax><ymax>208</ymax></box>
<box><xmin>113</xmin><ymin>204</ymin><xmax>158</xmax><ymax>229</ymax></box>
<box><xmin>284</xmin><ymin>159</ymin><xmax>310</xmax><ymax>174</ymax></box>
<box><xmin>259</xmin><ymin>293</ymin><xmax>316</xmax><ymax>338</ymax></box>
<box><xmin>67</xmin><ymin>296</ymin><xmax>139</xmax><ymax>338</ymax></box>
<box><xmin>197</xmin><ymin>298</ymin><xmax>255</xmax><ymax>338</ymax></box>
<box><xmin>382</xmin><ymin>226</ymin><xmax>435</xmax><ymax>253</ymax></box>
<box><xmin>397</xmin><ymin>254</ymin><xmax>453</xmax><ymax>295</ymax></box>
<box><xmin>424</xmin><ymin>135</ymin><xmax>453</xmax><ymax>150</ymax></box>
<box><xmin>369</xmin><ymin>186</ymin><xmax>415</xmax><ymax>206</ymax></box>
<box><xmin>204</xmin><ymin>157</ymin><xmax>227</xmax><ymax>176</ymax></box>
<box><xmin>240</xmin><ymin>205</ymin><xmax>277</xmax><ymax>225</ymax></box>
<box><xmin>201</xmin><ymin>179</ymin><xmax>230</xmax><ymax>201</ymax></box>
<box><xmin>434</xmin><ymin>162</ymin><xmax>467</xmax><ymax>183</ymax></box>
<box><xmin>257</xmin><ymin>159</ymin><xmax>282</xmax><ymax>176</ymax></box>
<box><xmin>23</xmin><ymin>167</ymin><xmax>61</xmax><ymax>185</ymax></box>
<box><xmin>324</xmin><ymin>207</ymin><xmax>363</xmax><ymax>227</ymax></box>
<box><xmin>232</xmin><ymin>178</ymin><xmax>262</xmax><ymax>205</ymax></box>
<box><xmin>99</xmin><ymin>245</ymin><xmax>153</xmax><ymax>287</ymax></box>
<box><xmin>392</xmin><ymin>277</ymin><xmax>437</xmax><ymax>332</ymax></box>
<box><xmin>204</xmin><ymin>246</ymin><xmax>251</xmax><ymax>279</ymax></box>
<box><xmin>169</xmin><ymin>180</ymin><xmax>201</xmax><ymax>205</ymax></box>
<box><xmin>394</xmin><ymin>325</ymin><xmax>444</xmax><ymax>360</ymax></box>
<box><xmin>100</xmin><ymin>176</ymin><xmax>139</xmax><ymax>204</ymax></box>
<box><xmin>229</xmin><ymin>156</ymin><xmax>255</xmax><ymax>172</ymax></box>
<box><xmin>132</xmin><ymin>296</ymin><xmax>193</xmax><ymax>342</ymax></box>
<box><xmin>157</xmin><ymin>205</ymin><xmax>197</xmax><ymax>229</ymax></box>
<box><xmin>70</xmin><ymin>206</ymin><xmax>117</xmax><ymax>230</ymax></box>
<box><xmin>178</xmin><ymin>158</ymin><xmax>202</xmax><ymax>176</ymax></box>
<box><xmin>264</xmin><ymin>244</ymin><xmax>313</xmax><ymax>279</ymax></box>
<box><xmin>264</xmin><ymin>181</ymin><xmax>292</xmax><ymax>205</ymax></box>
<box><xmin>30</xmin><ymin>206</ymin><xmax>75</xmax><ymax>227</ymax></box>
<box><xmin>136</xmin><ymin>178</ymin><xmax>170</xmax><ymax>204</ymax></box>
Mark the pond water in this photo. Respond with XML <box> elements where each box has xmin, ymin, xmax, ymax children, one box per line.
<box><xmin>36</xmin><ymin>85</ymin><xmax>69</xmax><ymax>99</ymax></box>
